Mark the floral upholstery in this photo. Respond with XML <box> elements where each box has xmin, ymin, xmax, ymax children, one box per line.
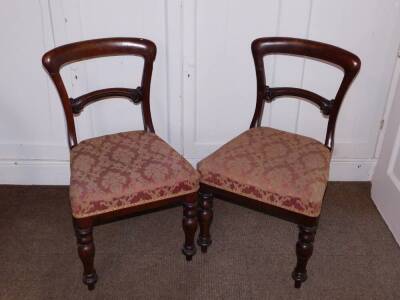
<box><xmin>70</xmin><ymin>131</ymin><xmax>199</xmax><ymax>218</ymax></box>
<box><xmin>198</xmin><ymin>127</ymin><xmax>331</xmax><ymax>217</ymax></box>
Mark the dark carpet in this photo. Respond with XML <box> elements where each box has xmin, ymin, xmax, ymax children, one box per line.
<box><xmin>0</xmin><ymin>182</ymin><xmax>399</xmax><ymax>299</ymax></box>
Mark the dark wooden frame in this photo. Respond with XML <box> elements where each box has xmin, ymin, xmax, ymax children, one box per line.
<box><xmin>42</xmin><ymin>38</ymin><xmax>198</xmax><ymax>290</ymax></box>
<box><xmin>197</xmin><ymin>37</ymin><xmax>361</xmax><ymax>288</ymax></box>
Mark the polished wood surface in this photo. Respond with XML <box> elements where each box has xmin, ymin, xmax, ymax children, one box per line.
<box><xmin>199</xmin><ymin>37</ymin><xmax>360</xmax><ymax>288</ymax></box>
<box><xmin>250</xmin><ymin>37</ymin><xmax>361</xmax><ymax>150</ymax></box>
<box><xmin>42</xmin><ymin>37</ymin><xmax>157</xmax><ymax>149</ymax></box>
<box><xmin>70</xmin><ymin>87</ymin><xmax>143</xmax><ymax>114</ymax></box>
<box><xmin>43</xmin><ymin>37</ymin><xmax>198</xmax><ymax>290</ymax></box>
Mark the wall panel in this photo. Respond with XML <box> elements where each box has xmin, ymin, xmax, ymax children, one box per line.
<box><xmin>183</xmin><ymin>0</ymin><xmax>281</xmax><ymax>157</ymax></box>
<box><xmin>1</xmin><ymin>0</ymin><xmax>400</xmax><ymax>184</ymax></box>
<box><xmin>182</xmin><ymin>0</ymin><xmax>400</xmax><ymax>180</ymax></box>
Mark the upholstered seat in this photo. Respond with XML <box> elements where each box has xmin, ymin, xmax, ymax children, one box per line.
<box><xmin>70</xmin><ymin>131</ymin><xmax>199</xmax><ymax>218</ymax></box>
<box><xmin>195</xmin><ymin>38</ymin><xmax>360</xmax><ymax>288</ymax></box>
<box><xmin>198</xmin><ymin>127</ymin><xmax>331</xmax><ymax>217</ymax></box>
<box><xmin>44</xmin><ymin>38</ymin><xmax>201</xmax><ymax>289</ymax></box>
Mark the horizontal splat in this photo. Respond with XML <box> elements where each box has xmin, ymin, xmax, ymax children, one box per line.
<box><xmin>70</xmin><ymin>87</ymin><xmax>142</xmax><ymax>114</ymax></box>
<box><xmin>265</xmin><ymin>86</ymin><xmax>334</xmax><ymax>115</ymax></box>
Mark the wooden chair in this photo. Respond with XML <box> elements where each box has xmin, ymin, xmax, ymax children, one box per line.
<box><xmin>196</xmin><ymin>37</ymin><xmax>361</xmax><ymax>288</ymax></box>
<box><xmin>42</xmin><ymin>38</ymin><xmax>199</xmax><ymax>290</ymax></box>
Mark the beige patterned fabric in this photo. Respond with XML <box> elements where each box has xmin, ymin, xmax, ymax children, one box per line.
<box><xmin>198</xmin><ymin>127</ymin><xmax>331</xmax><ymax>217</ymax></box>
<box><xmin>70</xmin><ymin>131</ymin><xmax>199</xmax><ymax>218</ymax></box>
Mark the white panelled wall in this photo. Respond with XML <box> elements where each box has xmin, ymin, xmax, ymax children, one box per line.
<box><xmin>1</xmin><ymin>0</ymin><xmax>400</xmax><ymax>185</ymax></box>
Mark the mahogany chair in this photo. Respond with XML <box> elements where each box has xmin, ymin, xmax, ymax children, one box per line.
<box><xmin>197</xmin><ymin>37</ymin><xmax>361</xmax><ymax>288</ymax></box>
<box><xmin>42</xmin><ymin>38</ymin><xmax>199</xmax><ymax>290</ymax></box>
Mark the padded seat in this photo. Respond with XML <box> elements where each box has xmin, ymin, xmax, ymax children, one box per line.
<box><xmin>198</xmin><ymin>127</ymin><xmax>331</xmax><ymax>217</ymax></box>
<box><xmin>70</xmin><ymin>131</ymin><xmax>199</xmax><ymax>218</ymax></box>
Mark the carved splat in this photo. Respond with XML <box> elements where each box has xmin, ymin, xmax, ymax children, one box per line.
<box><xmin>70</xmin><ymin>87</ymin><xmax>143</xmax><ymax>114</ymax></box>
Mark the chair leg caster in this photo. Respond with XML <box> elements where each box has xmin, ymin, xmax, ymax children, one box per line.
<box><xmin>182</xmin><ymin>246</ymin><xmax>196</xmax><ymax>262</ymax></box>
<box><xmin>294</xmin><ymin>280</ymin><xmax>302</xmax><ymax>289</ymax></box>
<box><xmin>292</xmin><ymin>269</ymin><xmax>307</xmax><ymax>289</ymax></box>
<box><xmin>197</xmin><ymin>235</ymin><xmax>212</xmax><ymax>254</ymax></box>
<box><xmin>83</xmin><ymin>273</ymin><xmax>98</xmax><ymax>291</ymax></box>
<box><xmin>186</xmin><ymin>255</ymin><xmax>193</xmax><ymax>262</ymax></box>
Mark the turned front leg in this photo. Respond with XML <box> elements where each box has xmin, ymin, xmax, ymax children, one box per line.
<box><xmin>182</xmin><ymin>193</ymin><xmax>198</xmax><ymax>261</ymax></box>
<box><xmin>197</xmin><ymin>191</ymin><xmax>213</xmax><ymax>253</ymax></box>
<box><xmin>74</xmin><ymin>218</ymin><xmax>98</xmax><ymax>290</ymax></box>
<box><xmin>292</xmin><ymin>225</ymin><xmax>317</xmax><ymax>288</ymax></box>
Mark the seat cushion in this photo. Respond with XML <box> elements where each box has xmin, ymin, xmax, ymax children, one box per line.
<box><xmin>70</xmin><ymin>131</ymin><xmax>199</xmax><ymax>218</ymax></box>
<box><xmin>198</xmin><ymin>127</ymin><xmax>331</xmax><ymax>217</ymax></box>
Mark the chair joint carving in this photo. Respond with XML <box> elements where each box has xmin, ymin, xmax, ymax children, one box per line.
<box><xmin>320</xmin><ymin>98</ymin><xmax>334</xmax><ymax>115</ymax></box>
<box><xmin>265</xmin><ymin>85</ymin><xmax>273</xmax><ymax>102</ymax></box>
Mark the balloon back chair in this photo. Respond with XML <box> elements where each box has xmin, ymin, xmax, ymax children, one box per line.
<box><xmin>197</xmin><ymin>37</ymin><xmax>361</xmax><ymax>288</ymax></box>
<box><xmin>42</xmin><ymin>38</ymin><xmax>199</xmax><ymax>290</ymax></box>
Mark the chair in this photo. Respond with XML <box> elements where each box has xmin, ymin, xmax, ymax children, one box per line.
<box><xmin>196</xmin><ymin>37</ymin><xmax>360</xmax><ymax>288</ymax></box>
<box><xmin>42</xmin><ymin>38</ymin><xmax>199</xmax><ymax>290</ymax></box>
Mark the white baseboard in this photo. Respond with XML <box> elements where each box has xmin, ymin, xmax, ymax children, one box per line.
<box><xmin>0</xmin><ymin>158</ymin><xmax>376</xmax><ymax>185</ymax></box>
<box><xmin>188</xmin><ymin>158</ymin><xmax>377</xmax><ymax>182</ymax></box>
<box><xmin>328</xmin><ymin>159</ymin><xmax>377</xmax><ymax>181</ymax></box>
<box><xmin>0</xmin><ymin>160</ymin><xmax>70</xmax><ymax>185</ymax></box>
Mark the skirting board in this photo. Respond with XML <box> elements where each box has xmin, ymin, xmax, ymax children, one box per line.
<box><xmin>189</xmin><ymin>158</ymin><xmax>377</xmax><ymax>182</ymax></box>
<box><xmin>0</xmin><ymin>160</ymin><xmax>70</xmax><ymax>185</ymax></box>
<box><xmin>0</xmin><ymin>158</ymin><xmax>377</xmax><ymax>185</ymax></box>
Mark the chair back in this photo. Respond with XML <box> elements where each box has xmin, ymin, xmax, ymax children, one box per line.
<box><xmin>42</xmin><ymin>37</ymin><xmax>157</xmax><ymax>148</ymax></box>
<box><xmin>250</xmin><ymin>37</ymin><xmax>361</xmax><ymax>149</ymax></box>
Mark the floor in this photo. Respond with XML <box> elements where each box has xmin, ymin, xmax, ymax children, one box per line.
<box><xmin>0</xmin><ymin>182</ymin><xmax>399</xmax><ymax>299</ymax></box>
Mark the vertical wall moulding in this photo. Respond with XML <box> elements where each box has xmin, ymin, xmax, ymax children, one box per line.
<box><xmin>164</xmin><ymin>0</ymin><xmax>184</xmax><ymax>152</ymax></box>
<box><xmin>182</xmin><ymin>0</ymin><xmax>198</xmax><ymax>157</ymax></box>
<box><xmin>2</xmin><ymin>0</ymin><xmax>400</xmax><ymax>184</ymax></box>
<box><xmin>264</xmin><ymin>0</ymin><xmax>314</xmax><ymax>132</ymax></box>
<box><xmin>374</xmin><ymin>58</ymin><xmax>400</xmax><ymax>159</ymax></box>
<box><xmin>0</xmin><ymin>0</ymin><xmax>70</xmax><ymax>185</ymax></box>
<box><xmin>265</xmin><ymin>0</ymin><xmax>282</xmax><ymax>127</ymax></box>
<box><xmin>183</xmin><ymin>0</ymin><xmax>281</xmax><ymax>159</ymax></box>
<box><xmin>387</xmin><ymin>128</ymin><xmax>400</xmax><ymax>190</ymax></box>
<box><xmin>294</xmin><ymin>0</ymin><xmax>314</xmax><ymax>134</ymax></box>
<box><xmin>57</xmin><ymin>0</ymin><xmax>95</xmax><ymax>141</ymax></box>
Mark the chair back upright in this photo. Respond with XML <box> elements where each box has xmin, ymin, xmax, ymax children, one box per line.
<box><xmin>42</xmin><ymin>37</ymin><xmax>157</xmax><ymax>149</ymax></box>
<box><xmin>250</xmin><ymin>37</ymin><xmax>361</xmax><ymax>150</ymax></box>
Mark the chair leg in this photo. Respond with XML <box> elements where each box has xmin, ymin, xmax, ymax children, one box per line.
<box><xmin>182</xmin><ymin>193</ymin><xmax>198</xmax><ymax>261</ymax></box>
<box><xmin>74</xmin><ymin>218</ymin><xmax>98</xmax><ymax>290</ymax></box>
<box><xmin>197</xmin><ymin>191</ymin><xmax>213</xmax><ymax>253</ymax></box>
<box><xmin>292</xmin><ymin>225</ymin><xmax>317</xmax><ymax>288</ymax></box>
